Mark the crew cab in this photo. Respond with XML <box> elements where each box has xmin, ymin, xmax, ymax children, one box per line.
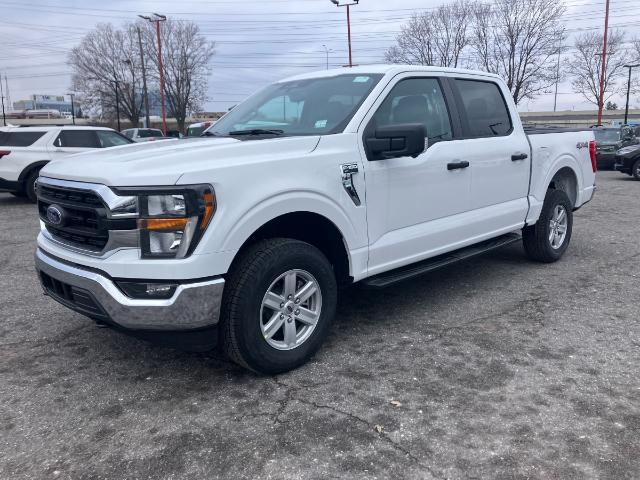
<box><xmin>0</xmin><ymin>126</ymin><xmax>132</xmax><ymax>201</ymax></box>
<box><xmin>34</xmin><ymin>66</ymin><xmax>596</xmax><ymax>373</ymax></box>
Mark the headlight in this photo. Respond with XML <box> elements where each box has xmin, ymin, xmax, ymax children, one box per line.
<box><xmin>114</xmin><ymin>185</ymin><xmax>216</xmax><ymax>259</ymax></box>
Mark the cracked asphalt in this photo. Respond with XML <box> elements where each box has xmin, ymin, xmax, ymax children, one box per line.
<box><xmin>1</xmin><ymin>170</ymin><xmax>639</xmax><ymax>479</ymax></box>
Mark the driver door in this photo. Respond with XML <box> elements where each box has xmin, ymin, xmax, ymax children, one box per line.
<box><xmin>361</xmin><ymin>75</ymin><xmax>473</xmax><ymax>276</ymax></box>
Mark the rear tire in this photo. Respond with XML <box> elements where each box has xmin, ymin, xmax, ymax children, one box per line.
<box><xmin>25</xmin><ymin>169</ymin><xmax>40</xmax><ymax>203</ymax></box>
<box><xmin>633</xmin><ymin>160</ymin><xmax>640</xmax><ymax>180</ymax></box>
<box><xmin>523</xmin><ymin>189</ymin><xmax>573</xmax><ymax>263</ymax></box>
<box><xmin>220</xmin><ymin>238</ymin><xmax>337</xmax><ymax>374</ymax></box>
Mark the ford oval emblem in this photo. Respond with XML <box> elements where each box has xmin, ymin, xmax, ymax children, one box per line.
<box><xmin>46</xmin><ymin>205</ymin><xmax>64</xmax><ymax>226</ymax></box>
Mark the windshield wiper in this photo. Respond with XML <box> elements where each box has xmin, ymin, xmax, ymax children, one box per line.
<box><xmin>201</xmin><ymin>131</ymin><xmax>221</xmax><ymax>137</ymax></box>
<box><xmin>228</xmin><ymin>129</ymin><xmax>284</xmax><ymax>136</ymax></box>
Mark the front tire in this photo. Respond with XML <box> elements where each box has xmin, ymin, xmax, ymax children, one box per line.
<box><xmin>523</xmin><ymin>189</ymin><xmax>573</xmax><ymax>263</ymax></box>
<box><xmin>633</xmin><ymin>159</ymin><xmax>640</xmax><ymax>180</ymax></box>
<box><xmin>220</xmin><ymin>238</ymin><xmax>337</xmax><ymax>374</ymax></box>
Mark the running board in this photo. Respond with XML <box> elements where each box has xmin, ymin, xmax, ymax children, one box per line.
<box><xmin>361</xmin><ymin>233</ymin><xmax>521</xmax><ymax>289</ymax></box>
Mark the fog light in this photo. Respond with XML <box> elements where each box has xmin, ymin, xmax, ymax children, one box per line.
<box><xmin>117</xmin><ymin>281</ymin><xmax>178</xmax><ymax>299</ymax></box>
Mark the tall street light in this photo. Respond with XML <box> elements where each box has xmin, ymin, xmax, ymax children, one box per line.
<box><xmin>322</xmin><ymin>44</ymin><xmax>332</xmax><ymax>70</ymax></box>
<box><xmin>135</xmin><ymin>26</ymin><xmax>151</xmax><ymax>129</ymax></box>
<box><xmin>329</xmin><ymin>0</ymin><xmax>359</xmax><ymax>67</ymax></box>
<box><xmin>623</xmin><ymin>64</ymin><xmax>640</xmax><ymax>125</ymax></box>
<box><xmin>140</xmin><ymin>13</ymin><xmax>167</xmax><ymax>135</ymax></box>
<box><xmin>111</xmin><ymin>66</ymin><xmax>121</xmax><ymax>131</ymax></box>
<box><xmin>0</xmin><ymin>73</ymin><xmax>6</xmax><ymax>127</ymax></box>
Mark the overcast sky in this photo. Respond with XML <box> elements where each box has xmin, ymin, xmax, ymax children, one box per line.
<box><xmin>1</xmin><ymin>0</ymin><xmax>639</xmax><ymax>114</ymax></box>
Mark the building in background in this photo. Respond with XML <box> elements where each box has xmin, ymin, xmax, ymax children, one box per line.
<box><xmin>13</xmin><ymin>95</ymin><xmax>81</xmax><ymax>117</ymax></box>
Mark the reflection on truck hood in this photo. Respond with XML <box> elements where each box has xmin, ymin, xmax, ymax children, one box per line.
<box><xmin>40</xmin><ymin>136</ymin><xmax>321</xmax><ymax>186</ymax></box>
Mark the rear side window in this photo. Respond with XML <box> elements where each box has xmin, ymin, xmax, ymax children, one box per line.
<box><xmin>54</xmin><ymin>130</ymin><xmax>100</xmax><ymax>148</ymax></box>
<box><xmin>0</xmin><ymin>131</ymin><xmax>46</xmax><ymax>146</ymax></box>
<box><xmin>455</xmin><ymin>79</ymin><xmax>512</xmax><ymax>137</ymax></box>
<box><xmin>96</xmin><ymin>130</ymin><xmax>133</xmax><ymax>147</ymax></box>
<box><xmin>138</xmin><ymin>129</ymin><xmax>164</xmax><ymax>138</ymax></box>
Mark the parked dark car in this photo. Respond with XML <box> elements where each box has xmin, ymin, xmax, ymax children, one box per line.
<box><xmin>593</xmin><ymin>126</ymin><xmax>638</xmax><ymax>169</ymax></box>
<box><xmin>614</xmin><ymin>143</ymin><xmax>640</xmax><ymax>180</ymax></box>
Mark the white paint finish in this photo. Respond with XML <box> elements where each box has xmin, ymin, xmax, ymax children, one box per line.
<box><xmin>33</xmin><ymin>66</ymin><xmax>596</xmax><ymax>284</ymax></box>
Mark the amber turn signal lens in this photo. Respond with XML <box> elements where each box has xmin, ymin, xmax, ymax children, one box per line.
<box><xmin>138</xmin><ymin>217</ymin><xmax>189</xmax><ymax>231</ymax></box>
<box><xmin>200</xmin><ymin>191</ymin><xmax>216</xmax><ymax>231</ymax></box>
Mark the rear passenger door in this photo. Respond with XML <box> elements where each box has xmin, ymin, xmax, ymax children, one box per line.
<box><xmin>450</xmin><ymin>77</ymin><xmax>531</xmax><ymax>234</ymax></box>
<box><xmin>50</xmin><ymin>130</ymin><xmax>100</xmax><ymax>158</ymax></box>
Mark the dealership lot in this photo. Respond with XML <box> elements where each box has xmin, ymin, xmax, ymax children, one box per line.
<box><xmin>1</xmin><ymin>171</ymin><xmax>638</xmax><ymax>479</ymax></box>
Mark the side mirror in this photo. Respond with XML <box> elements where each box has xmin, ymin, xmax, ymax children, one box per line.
<box><xmin>366</xmin><ymin>123</ymin><xmax>426</xmax><ymax>161</ymax></box>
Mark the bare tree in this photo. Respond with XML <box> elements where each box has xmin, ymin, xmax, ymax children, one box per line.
<box><xmin>142</xmin><ymin>20</ymin><xmax>215</xmax><ymax>132</ymax></box>
<box><xmin>566</xmin><ymin>30</ymin><xmax>630</xmax><ymax>108</ymax></box>
<box><xmin>385</xmin><ymin>1</ymin><xmax>473</xmax><ymax>68</ymax></box>
<box><xmin>69</xmin><ymin>23</ymin><xmax>144</xmax><ymax>125</ymax></box>
<box><xmin>471</xmin><ymin>0</ymin><xmax>565</xmax><ymax>104</ymax></box>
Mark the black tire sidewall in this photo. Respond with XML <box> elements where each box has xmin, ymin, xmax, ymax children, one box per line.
<box><xmin>227</xmin><ymin>241</ymin><xmax>337</xmax><ymax>374</ymax></box>
<box><xmin>633</xmin><ymin>160</ymin><xmax>640</xmax><ymax>180</ymax></box>
<box><xmin>25</xmin><ymin>170</ymin><xmax>40</xmax><ymax>202</ymax></box>
<box><xmin>538</xmin><ymin>190</ymin><xmax>573</xmax><ymax>260</ymax></box>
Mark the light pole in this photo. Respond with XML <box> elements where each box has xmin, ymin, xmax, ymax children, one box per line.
<box><xmin>111</xmin><ymin>67</ymin><xmax>121</xmax><ymax>131</ymax></box>
<box><xmin>140</xmin><ymin>13</ymin><xmax>167</xmax><ymax>135</ymax></box>
<box><xmin>135</xmin><ymin>25</ymin><xmax>151</xmax><ymax>128</ymax></box>
<box><xmin>67</xmin><ymin>93</ymin><xmax>75</xmax><ymax>125</ymax></box>
<box><xmin>329</xmin><ymin>0</ymin><xmax>359</xmax><ymax>67</ymax></box>
<box><xmin>0</xmin><ymin>73</ymin><xmax>6</xmax><ymax>126</ymax></box>
<box><xmin>322</xmin><ymin>45</ymin><xmax>332</xmax><ymax>70</ymax></box>
<box><xmin>596</xmin><ymin>0</ymin><xmax>610</xmax><ymax>126</ymax></box>
<box><xmin>623</xmin><ymin>64</ymin><xmax>640</xmax><ymax>125</ymax></box>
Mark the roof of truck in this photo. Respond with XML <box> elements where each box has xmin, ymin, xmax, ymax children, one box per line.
<box><xmin>279</xmin><ymin>64</ymin><xmax>501</xmax><ymax>83</ymax></box>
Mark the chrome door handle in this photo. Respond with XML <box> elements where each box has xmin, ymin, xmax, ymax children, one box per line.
<box><xmin>340</xmin><ymin>163</ymin><xmax>361</xmax><ymax>206</ymax></box>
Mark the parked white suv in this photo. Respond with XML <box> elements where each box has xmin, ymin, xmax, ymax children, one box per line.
<box><xmin>35</xmin><ymin>66</ymin><xmax>596</xmax><ymax>373</ymax></box>
<box><xmin>0</xmin><ymin>126</ymin><xmax>132</xmax><ymax>201</ymax></box>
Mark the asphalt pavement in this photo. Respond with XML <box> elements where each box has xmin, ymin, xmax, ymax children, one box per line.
<box><xmin>1</xmin><ymin>170</ymin><xmax>639</xmax><ymax>479</ymax></box>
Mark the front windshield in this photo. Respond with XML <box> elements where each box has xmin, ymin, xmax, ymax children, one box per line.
<box><xmin>594</xmin><ymin>129</ymin><xmax>621</xmax><ymax>143</ymax></box>
<box><xmin>209</xmin><ymin>73</ymin><xmax>384</xmax><ymax>137</ymax></box>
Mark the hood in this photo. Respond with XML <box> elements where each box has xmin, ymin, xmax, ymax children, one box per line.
<box><xmin>40</xmin><ymin>136</ymin><xmax>321</xmax><ymax>186</ymax></box>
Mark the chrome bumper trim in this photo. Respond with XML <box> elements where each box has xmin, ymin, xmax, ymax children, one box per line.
<box><xmin>35</xmin><ymin>248</ymin><xmax>224</xmax><ymax>331</ymax></box>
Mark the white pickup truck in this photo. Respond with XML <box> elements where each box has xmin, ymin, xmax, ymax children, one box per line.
<box><xmin>34</xmin><ymin>66</ymin><xmax>596</xmax><ymax>373</ymax></box>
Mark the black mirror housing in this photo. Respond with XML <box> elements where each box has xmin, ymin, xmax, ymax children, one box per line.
<box><xmin>366</xmin><ymin>123</ymin><xmax>426</xmax><ymax>161</ymax></box>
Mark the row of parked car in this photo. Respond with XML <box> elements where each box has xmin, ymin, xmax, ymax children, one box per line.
<box><xmin>0</xmin><ymin>122</ymin><xmax>215</xmax><ymax>201</ymax></box>
<box><xmin>592</xmin><ymin>125</ymin><xmax>640</xmax><ymax>180</ymax></box>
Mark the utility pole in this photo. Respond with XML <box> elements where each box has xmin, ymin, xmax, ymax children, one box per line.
<box><xmin>553</xmin><ymin>37</ymin><xmax>562</xmax><ymax>112</ymax></box>
<box><xmin>111</xmin><ymin>66</ymin><xmax>121</xmax><ymax>131</ymax></box>
<box><xmin>136</xmin><ymin>26</ymin><xmax>151</xmax><ymax>128</ymax></box>
<box><xmin>596</xmin><ymin>0</ymin><xmax>610</xmax><ymax>126</ymax></box>
<box><xmin>623</xmin><ymin>64</ymin><xmax>640</xmax><ymax>125</ymax></box>
<box><xmin>322</xmin><ymin>45</ymin><xmax>332</xmax><ymax>70</ymax></box>
<box><xmin>67</xmin><ymin>93</ymin><xmax>75</xmax><ymax>125</ymax></box>
<box><xmin>140</xmin><ymin>13</ymin><xmax>168</xmax><ymax>135</ymax></box>
<box><xmin>0</xmin><ymin>73</ymin><xmax>6</xmax><ymax>126</ymax></box>
<box><xmin>330</xmin><ymin>0</ymin><xmax>359</xmax><ymax>67</ymax></box>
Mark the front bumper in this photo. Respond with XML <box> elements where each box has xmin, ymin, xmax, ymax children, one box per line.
<box><xmin>596</xmin><ymin>152</ymin><xmax>617</xmax><ymax>168</ymax></box>
<box><xmin>35</xmin><ymin>248</ymin><xmax>225</xmax><ymax>331</ymax></box>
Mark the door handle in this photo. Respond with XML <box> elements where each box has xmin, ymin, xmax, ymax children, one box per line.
<box><xmin>511</xmin><ymin>153</ymin><xmax>528</xmax><ymax>161</ymax></box>
<box><xmin>447</xmin><ymin>161</ymin><xmax>470</xmax><ymax>170</ymax></box>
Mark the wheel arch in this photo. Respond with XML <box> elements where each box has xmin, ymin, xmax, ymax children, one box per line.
<box><xmin>229</xmin><ymin>211</ymin><xmax>353</xmax><ymax>285</ymax></box>
<box><xmin>547</xmin><ymin>165</ymin><xmax>579</xmax><ymax>208</ymax></box>
<box><xmin>18</xmin><ymin>160</ymin><xmax>49</xmax><ymax>185</ymax></box>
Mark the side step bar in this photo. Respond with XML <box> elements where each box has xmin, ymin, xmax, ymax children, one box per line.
<box><xmin>361</xmin><ymin>233</ymin><xmax>521</xmax><ymax>289</ymax></box>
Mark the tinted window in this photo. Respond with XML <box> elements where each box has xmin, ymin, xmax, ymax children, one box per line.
<box><xmin>0</xmin><ymin>131</ymin><xmax>46</xmax><ymax>146</ymax></box>
<box><xmin>187</xmin><ymin>126</ymin><xmax>206</xmax><ymax>137</ymax></box>
<box><xmin>122</xmin><ymin>130</ymin><xmax>133</xmax><ymax>139</ymax></box>
<box><xmin>455</xmin><ymin>79</ymin><xmax>512</xmax><ymax>137</ymax></box>
<box><xmin>371</xmin><ymin>78</ymin><xmax>453</xmax><ymax>143</ymax></box>
<box><xmin>55</xmin><ymin>130</ymin><xmax>100</xmax><ymax>148</ymax></box>
<box><xmin>138</xmin><ymin>129</ymin><xmax>164</xmax><ymax>138</ymax></box>
<box><xmin>96</xmin><ymin>130</ymin><xmax>133</xmax><ymax>147</ymax></box>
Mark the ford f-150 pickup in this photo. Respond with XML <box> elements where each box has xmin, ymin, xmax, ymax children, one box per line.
<box><xmin>34</xmin><ymin>65</ymin><xmax>597</xmax><ymax>373</ymax></box>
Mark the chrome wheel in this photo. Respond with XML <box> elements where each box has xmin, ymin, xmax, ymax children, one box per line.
<box><xmin>260</xmin><ymin>269</ymin><xmax>322</xmax><ymax>351</ymax></box>
<box><xmin>548</xmin><ymin>205</ymin><xmax>568</xmax><ymax>249</ymax></box>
